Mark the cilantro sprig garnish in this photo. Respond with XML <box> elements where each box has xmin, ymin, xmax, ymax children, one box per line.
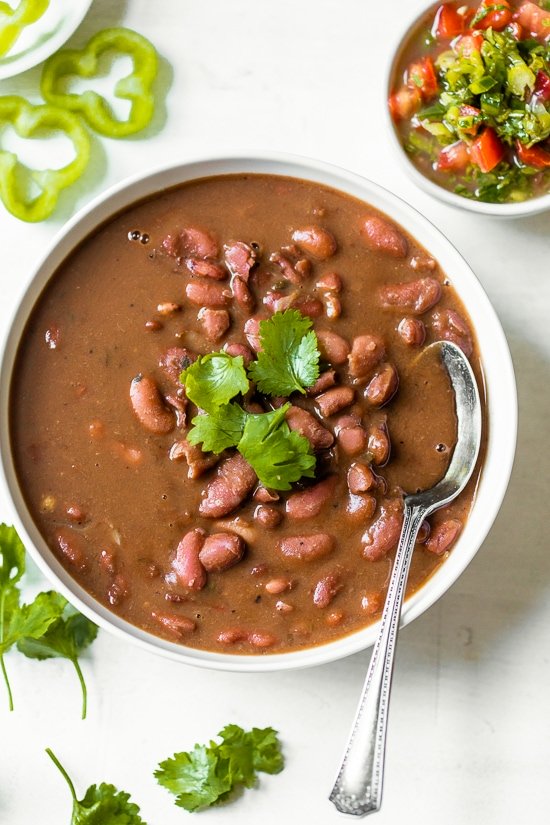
<box><xmin>179</xmin><ymin>310</ymin><xmax>320</xmax><ymax>490</ymax></box>
<box><xmin>46</xmin><ymin>748</ymin><xmax>147</xmax><ymax>825</ymax></box>
<box><xmin>155</xmin><ymin>724</ymin><xmax>284</xmax><ymax>812</ymax></box>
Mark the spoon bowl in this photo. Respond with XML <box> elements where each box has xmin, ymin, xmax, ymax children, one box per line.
<box><xmin>329</xmin><ymin>340</ymin><xmax>482</xmax><ymax>817</ymax></box>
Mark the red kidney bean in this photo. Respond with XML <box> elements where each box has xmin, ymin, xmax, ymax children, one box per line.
<box><xmin>431</xmin><ymin>309</ymin><xmax>473</xmax><ymax>358</ymax></box>
<box><xmin>185</xmin><ymin>257</ymin><xmax>227</xmax><ymax>280</ymax></box>
<box><xmin>270</xmin><ymin>251</ymin><xmax>307</xmax><ymax>285</ymax></box>
<box><xmin>249</xmin><ymin>632</ymin><xmax>278</xmax><ymax>648</ymax></box>
<box><xmin>293</xmin><ymin>297</ymin><xmax>324</xmax><ymax>318</ymax></box>
<box><xmin>186</xmin><ymin>281</ymin><xmax>231</xmax><ymax>308</ymax></box>
<box><xmin>254</xmin><ymin>505</ymin><xmax>282</xmax><ymax>528</ymax></box>
<box><xmin>144</xmin><ymin>319</ymin><xmax>163</xmax><ymax>332</ymax></box>
<box><xmin>285</xmin><ymin>476</ymin><xmax>337</xmax><ymax>519</ymax></box>
<box><xmin>55</xmin><ymin>529</ymin><xmax>86</xmax><ymax>570</ymax></box>
<box><xmin>346</xmin><ymin>493</ymin><xmax>377</xmax><ymax>521</ymax></box>
<box><xmin>253</xmin><ymin>486</ymin><xmax>280</xmax><ymax>503</ymax></box>
<box><xmin>244</xmin><ymin>317</ymin><xmax>263</xmax><ymax>351</ymax></box>
<box><xmin>368</xmin><ymin>421</ymin><xmax>391</xmax><ymax>466</ymax></box>
<box><xmin>199</xmin><ymin>532</ymin><xmax>245</xmax><ymax>572</ymax></box>
<box><xmin>224</xmin><ymin>241</ymin><xmax>258</xmax><ymax>282</ymax></box>
<box><xmin>265</xmin><ymin>577</ymin><xmax>293</xmax><ymax>594</ymax></box>
<box><xmin>279</xmin><ymin>533</ymin><xmax>334</xmax><ymax>561</ymax></box>
<box><xmin>425</xmin><ymin>519</ymin><xmax>461</xmax><ymax>555</ymax></box>
<box><xmin>348</xmin><ymin>334</ymin><xmax>385</xmax><ymax>381</ymax></box>
<box><xmin>232</xmin><ymin>276</ymin><xmax>255</xmax><ymax>310</ymax></box>
<box><xmin>157</xmin><ymin>301</ymin><xmax>181</xmax><ymax>316</ymax></box>
<box><xmin>152</xmin><ymin>611</ymin><xmax>196</xmax><ymax>636</ymax></box>
<box><xmin>159</xmin><ymin>347</ymin><xmax>196</xmax><ymax>384</ymax></box>
<box><xmin>417</xmin><ymin>520</ymin><xmax>431</xmax><ymax>544</ymax></box>
<box><xmin>379</xmin><ymin>277</ymin><xmax>442</xmax><ymax>315</ymax></box>
<box><xmin>362</xmin><ymin>499</ymin><xmax>403</xmax><ymax>561</ymax></box>
<box><xmin>130</xmin><ymin>374</ymin><xmax>174</xmax><ymax>434</ymax></box>
<box><xmin>162</xmin><ymin>226</ymin><xmax>218</xmax><ymax>259</ymax></box>
<box><xmin>347</xmin><ymin>462</ymin><xmax>376</xmax><ymax>494</ymax></box>
<box><xmin>291</xmin><ymin>226</ymin><xmax>337</xmax><ymax>260</ymax></box>
<box><xmin>172</xmin><ymin>528</ymin><xmax>207</xmax><ymax>589</ymax></box>
<box><xmin>324</xmin><ymin>295</ymin><xmax>342</xmax><ymax>319</ymax></box>
<box><xmin>313</xmin><ymin>573</ymin><xmax>342</xmax><ymax>608</ymax></box>
<box><xmin>316</xmin><ymin>271</ymin><xmax>342</xmax><ymax>292</ymax></box>
<box><xmin>365</xmin><ymin>363</ymin><xmax>399</xmax><ymax>407</ymax></box>
<box><xmin>316</xmin><ymin>386</ymin><xmax>355</xmax><ymax>417</ymax></box>
<box><xmin>169</xmin><ymin>439</ymin><xmax>220</xmax><ymax>478</ymax></box>
<box><xmin>360</xmin><ymin>591</ymin><xmax>384</xmax><ymax>615</ymax></box>
<box><xmin>306</xmin><ymin>370</ymin><xmax>337</xmax><ymax>396</ymax></box>
<box><xmin>198</xmin><ymin>307</ymin><xmax>230</xmax><ymax>342</ymax></box>
<box><xmin>263</xmin><ymin>289</ymin><xmax>299</xmax><ymax>314</ymax></box>
<box><xmin>337</xmin><ymin>422</ymin><xmax>367</xmax><ymax>456</ymax></box>
<box><xmin>199</xmin><ymin>453</ymin><xmax>257</xmax><ymax>517</ymax></box>
<box><xmin>316</xmin><ymin>329</ymin><xmax>350</xmax><ymax>365</ymax></box>
<box><xmin>217</xmin><ymin>628</ymin><xmax>277</xmax><ymax>648</ymax></box>
<box><xmin>285</xmin><ymin>405</ymin><xmax>334</xmax><ymax>450</ymax></box>
<box><xmin>218</xmin><ymin>628</ymin><xmax>248</xmax><ymax>644</ymax></box>
<box><xmin>398</xmin><ymin>317</ymin><xmax>426</xmax><ymax>346</ymax></box>
<box><xmin>66</xmin><ymin>503</ymin><xmax>86</xmax><ymax>523</ymax></box>
<box><xmin>223</xmin><ymin>342</ymin><xmax>254</xmax><ymax>366</ymax></box>
<box><xmin>164</xmin><ymin>393</ymin><xmax>187</xmax><ymax>428</ymax></box>
<box><xmin>361</xmin><ymin>216</ymin><xmax>408</xmax><ymax>258</ymax></box>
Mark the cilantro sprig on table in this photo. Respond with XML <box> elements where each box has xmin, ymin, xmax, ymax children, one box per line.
<box><xmin>46</xmin><ymin>748</ymin><xmax>147</xmax><ymax>825</ymax></box>
<box><xmin>155</xmin><ymin>724</ymin><xmax>284</xmax><ymax>812</ymax></box>
<box><xmin>0</xmin><ymin>523</ymin><xmax>98</xmax><ymax>716</ymax></box>
<box><xmin>180</xmin><ymin>310</ymin><xmax>320</xmax><ymax>490</ymax></box>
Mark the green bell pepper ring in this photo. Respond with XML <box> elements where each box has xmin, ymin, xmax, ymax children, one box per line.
<box><xmin>0</xmin><ymin>96</ymin><xmax>90</xmax><ymax>222</ymax></box>
<box><xmin>40</xmin><ymin>27</ymin><xmax>158</xmax><ymax>138</ymax></box>
<box><xmin>0</xmin><ymin>0</ymin><xmax>49</xmax><ymax>58</ymax></box>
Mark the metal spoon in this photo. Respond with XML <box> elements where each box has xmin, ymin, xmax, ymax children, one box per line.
<box><xmin>329</xmin><ymin>340</ymin><xmax>482</xmax><ymax>817</ymax></box>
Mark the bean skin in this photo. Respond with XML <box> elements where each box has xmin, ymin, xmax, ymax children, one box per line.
<box><xmin>244</xmin><ymin>317</ymin><xmax>263</xmax><ymax>351</ymax></box>
<box><xmin>398</xmin><ymin>317</ymin><xmax>426</xmax><ymax>346</ymax></box>
<box><xmin>293</xmin><ymin>297</ymin><xmax>324</xmax><ymax>318</ymax></box>
<box><xmin>361</xmin><ymin>216</ymin><xmax>408</xmax><ymax>258</ymax></box>
<box><xmin>253</xmin><ymin>486</ymin><xmax>280</xmax><ymax>503</ymax></box>
<box><xmin>324</xmin><ymin>295</ymin><xmax>342</xmax><ymax>319</ymax></box>
<box><xmin>199</xmin><ymin>532</ymin><xmax>245</xmax><ymax>572</ymax></box>
<box><xmin>379</xmin><ymin>277</ymin><xmax>442</xmax><ymax>314</ymax></box>
<box><xmin>425</xmin><ymin>519</ymin><xmax>461</xmax><ymax>555</ymax></box>
<box><xmin>285</xmin><ymin>405</ymin><xmax>334</xmax><ymax>450</ymax></box>
<box><xmin>172</xmin><ymin>529</ymin><xmax>207</xmax><ymax>589</ymax></box>
<box><xmin>159</xmin><ymin>347</ymin><xmax>196</xmax><ymax>384</ymax></box>
<box><xmin>232</xmin><ymin>276</ymin><xmax>255</xmax><ymax>310</ymax></box>
<box><xmin>316</xmin><ymin>329</ymin><xmax>350</xmax><ymax>365</ymax></box>
<box><xmin>362</xmin><ymin>499</ymin><xmax>403</xmax><ymax>561</ymax></box>
<box><xmin>368</xmin><ymin>421</ymin><xmax>391</xmax><ymax>466</ymax></box>
<box><xmin>292</xmin><ymin>226</ymin><xmax>337</xmax><ymax>260</ymax></box>
<box><xmin>316</xmin><ymin>386</ymin><xmax>355</xmax><ymax>418</ymax></box>
<box><xmin>152</xmin><ymin>611</ymin><xmax>196</xmax><ymax>636</ymax></box>
<box><xmin>199</xmin><ymin>453</ymin><xmax>257</xmax><ymax>517</ymax></box>
<box><xmin>316</xmin><ymin>271</ymin><xmax>342</xmax><ymax>292</ymax></box>
<box><xmin>348</xmin><ymin>334</ymin><xmax>385</xmax><ymax>382</ymax></box>
<box><xmin>254</xmin><ymin>505</ymin><xmax>283</xmax><ymax>528</ymax></box>
<box><xmin>313</xmin><ymin>573</ymin><xmax>342</xmax><ymax>608</ymax></box>
<box><xmin>431</xmin><ymin>309</ymin><xmax>474</xmax><ymax>358</ymax></box>
<box><xmin>224</xmin><ymin>241</ymin><xmax>258</xmax><ymax>282</ymax></box>
<box><xmin>265</xmin><ymin>577</ymin><xmax>293</xmax><ymax>594</ymax></box>
<box><xmin>185</xmin><ymin>257</ymin><xmax>227</xmax><ymax>280</ymax></box>
<box><xmin>169</xmin><ymin>439</ymin><xmax>220</xmax><ymax>478</ymax></box>
<box><xmin>162</xmin><ymin>226</ymin><xmax>218</xmax><ymax>259</ymax></box>
<box><xmin>198</xmin><ymin>307</ymin><xmax>230</xmax><ymax>342</ymax></box>
<box><xmin>285</xmin><ymin>476</ymin><xmax>337</xmax><ymax>519</ymax></box>
<box><xmin>364</xmin><ymin>363</ymin><xmax>399</xmax><ymax>407</ymax></box>
<box><xmin>130</xmin><ymin>374</ymin><xmax>174</xmax><ymax>434</ymax></box>
<box><xmin>186</xmin><ymin>281</ymin><xmax>231</xmax><ymax>307</ymax></box>
<box><xmin>279</xmin><ymin>533</ymin><xmax>334</xmax><ymax>561</ymax></box>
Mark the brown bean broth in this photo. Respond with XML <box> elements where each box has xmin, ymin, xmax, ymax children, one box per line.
<box><xmin>10</xmin><ymin>174</ymin><xmax>486</xmax><ymax>653</ymax></box>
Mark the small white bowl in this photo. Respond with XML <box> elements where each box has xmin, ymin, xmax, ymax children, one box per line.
<box><xmin>384</xmin><ymin>2</ymin><xmax>550</xmax><ymax>218</ymax></box>
<box><xmin>0</xmin><ymin>153</ymin><xmax>518</xmax><ymax>671</ymax></box>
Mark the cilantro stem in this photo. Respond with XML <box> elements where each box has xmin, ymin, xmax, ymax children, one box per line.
<box><xmin>0</xmin><ymin>590</ymin><xmax>13</xmax><ymax>711</ymax></box>
<box><xmin>46</xmin><ymin>748</ymin><xmax>77</xmax><ymax>801</ymax></box>
<box><xmin>72</xmin><ymin>657</ymin><xmax>87</xmax><ymax>720</ymax></box>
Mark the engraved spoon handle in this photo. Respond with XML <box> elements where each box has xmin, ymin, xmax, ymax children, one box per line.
<box><xmin>329</xmin><ymin>502</ymin><xmax>427</xmax><ymax>817</ymax></box>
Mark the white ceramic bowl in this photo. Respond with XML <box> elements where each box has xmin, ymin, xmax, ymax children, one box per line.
<box><xmin>0</xmin><ymin>153</ymin><xmax>517</xmax><ymax>671</ymax></box>
<box><xmin>384</xmin><ymin>2</ymin><xmax>550</xmax><ymax>218</ymax></box>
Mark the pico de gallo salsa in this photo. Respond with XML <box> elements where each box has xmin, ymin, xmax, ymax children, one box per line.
<box><xmin>389</xmin><ymin>1</ymin><xmax>550</xmax><ymax>203</ymax></box>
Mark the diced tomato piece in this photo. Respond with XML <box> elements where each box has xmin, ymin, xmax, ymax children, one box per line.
<box><xmin>474</xmin><ymin>0</ymin><xmax>512</xmax><ymax>30</ymax></box>
<box><xmin>455</xmin><ymin>32</ymin><xmax>484</xmax><ymax>56</ymax></box>
<box><xmin>470</xmin><ymin>128</ymin><xmax>505</xmax><ymax>172</ymax></box>
<box><xmin>515</xmin><ymin>2</ymin><xmax>550</xmax><ymax>39</ymax></box>
<box><xmin>459</xmin><ymin>104</ymin><xmax>482</xmax><ymax>135</ymax></box>
<box><xmin>433</xmin><ymin>3</ymin><xmax>465</xmax><ymax>39</ymax></box>
<box><xmin>436</xmin><ymin>141</ymin><xmax>471</xmax><ymax>171</ymax></box>
<box><xmin>388</xmin><ymin>85</ymin><xmax>422</xmax><ymax>121</ymax></box>
<box><xmin>516</xmin><ymin>140</ymin><xmax>550</xmax><ymax>168</ymax></box>
<box><xmin>407</xmin><ymin>57</ymin><xmax>439</xmax><ymax>100</ymax></box>
<box><xmin>535</xmin><ymin>70</ymin><xmax>550</xmax><ymax>102</ymax></box>
<box><xmin>506</xmin><ymin>21</ymin><xmax>524</xmax><ymax>39</ymax></box>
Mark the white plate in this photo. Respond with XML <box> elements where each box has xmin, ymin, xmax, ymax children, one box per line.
<box><xmin>0</xmin><ymin>0</ymin><xmax>93</xmax><ymax>80</ymax></box>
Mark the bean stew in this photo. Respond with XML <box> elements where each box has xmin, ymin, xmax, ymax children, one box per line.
<box><xmin>9</xmin><ymin>174</ymin><xmax>486</xmax><ymax>654</ymax></box>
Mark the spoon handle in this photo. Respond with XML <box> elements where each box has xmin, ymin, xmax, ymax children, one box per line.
<box><xmin>329</xmin><ymin>502</ymin><xmax>427</xmax><ymax>817</ymax></box>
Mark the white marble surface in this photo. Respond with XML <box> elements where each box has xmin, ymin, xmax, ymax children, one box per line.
<box><xmin>0</xmin><ymin>1</ymin><xmax>549</xmax><ymax>823</ymax></box>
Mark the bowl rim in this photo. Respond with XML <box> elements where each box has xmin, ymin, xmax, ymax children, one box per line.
<box><xmin>383</xmin><ymin>1</ymin><xmax>550</xmax><ymax>218</ymax></box>
<box><xmin>0</xmin><ymin>151</ymin><xmax>518</xmax><ymax>672</ymax></box>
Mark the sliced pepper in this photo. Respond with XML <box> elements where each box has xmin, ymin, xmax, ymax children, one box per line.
<box><xmin>0</xmin><ymin>96</ymin><xmax>90</xmax><ymax>222</ymax></box>
<box><xmin>470</xmin><ymin>127</ymin><xmax>505</xmax><ymax>172</ymax></box>
<box><xmin>0</xmin><ymin>0</ymin><xmax>49</xmax><ymax>58</ymax></box>
<box><xmin>516</xmin><ymin>139</ymin><xmax>550</xmax><ymax>167</ymax></box>
<box><xmin>40</xmin><ymin>27</ymin><xmax>158</xmax><ymax>138</ymax></box>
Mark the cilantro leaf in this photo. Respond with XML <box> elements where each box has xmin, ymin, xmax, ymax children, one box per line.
<box><xmin>0</xmin><ymin>524</ymin><xmax>26</xmax><ymax>709</ymax></box>
<box><xmin>238</xmin><ymin>404</ymin><xmax>316</xmax><ymax>490</ymax></box>
<box><xmin>155</xmin><ymin>725</ymin><xmax>284</xmax><ymax>812</ymax></box>
<box><xmin>187</xmin><ymin>403</ymin><xmax>247</xmax><ymax>453</ymax></box>
<box><xmin>248</xmin><ymin>310</ymin><xmax>320</xmax><ymax>396</ymax></box>
<box><xmin>46</xmin><ymin>749</ymin><xmax>147</xmax><ymax>825</ymax></box>
<box><xmin>18</xmin><ymin>603</ymin><xmax>98</xmax><ymax>719</ymax></box>
<box><xmin>180</xmin><ymin>352</ymin><xmax>249</xmax><ymax>413</ymax></box>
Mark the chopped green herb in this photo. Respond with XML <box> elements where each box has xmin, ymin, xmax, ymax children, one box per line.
<box><xmin>155</xmin><ymin>725</ymin><xmax>284</xmax><ymax>812</ymax></box>
<box><xmin>18</xmin><ymin>603</ymin><xmax>98</xmax><ymax>719</ymax></box>
<box><xmin>248</xmin><ymin>309</ymin><xmax>320</xmax><ymax>396</ymax></box>
<box><xmin>180</xmin><ymin>352</ymin><xmax>249</xmax><ymax>413</ymax></box>
<box><xmin>187</xmin><ymin>403</ymin><xmax>248</xmax><ymax>454</ymax></box>
<box><xmin>46</xmin><ymin>748</ymin><xmax>147</xmax><ymax>824</ymax></box>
